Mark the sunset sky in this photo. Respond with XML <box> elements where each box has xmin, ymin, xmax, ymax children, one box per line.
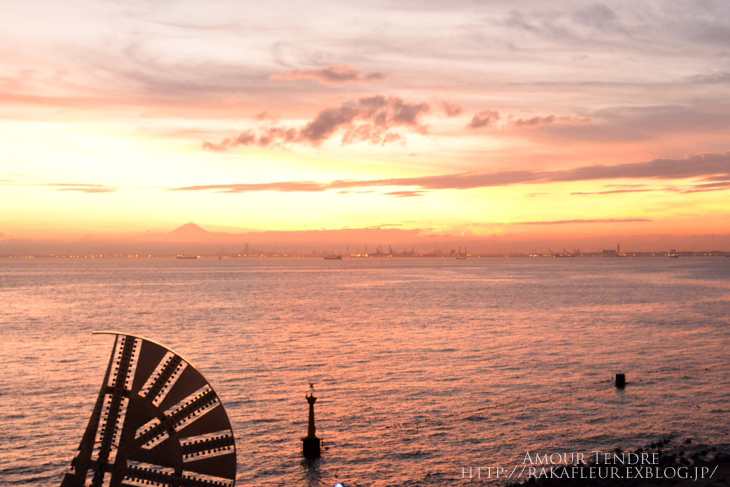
<box><xmin>2</xmin><ymin>0</ymin><xmax>729</xmax><ymax>246</ymax></box>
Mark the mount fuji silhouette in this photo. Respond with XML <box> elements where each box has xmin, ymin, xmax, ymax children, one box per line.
<box><xmin>166</xmin><ymin>222</ymin><xmax>210</xmax><ymax>239</ymax></box>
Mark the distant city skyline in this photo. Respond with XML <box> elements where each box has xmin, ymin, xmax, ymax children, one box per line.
<box><xmin>1</xmin><ymin>1</ymin><xmax>729</xmax><ymax>243</ymax></box>
<box><xmin>1</xmin><ymin>222</ymin><xmax>728</xmax><ymax>256</ymax></box>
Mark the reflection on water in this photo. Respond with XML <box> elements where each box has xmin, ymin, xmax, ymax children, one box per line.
<box><xmin>0</xmin><ymin>258</ymin><xmax>729</xmax><ymax>486</ymax></box>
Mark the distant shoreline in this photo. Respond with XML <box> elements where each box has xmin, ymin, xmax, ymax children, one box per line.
<box><xmin>2</xmin><ymin>252</ymin><xmax>729</xmax><ymax>259</ymax></box>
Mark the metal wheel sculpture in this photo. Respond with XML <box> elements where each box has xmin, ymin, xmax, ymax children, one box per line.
<box><xmin>60</xmin><ymin>331</ymin><xmax>236</xmax><ymax>487</ymax></box>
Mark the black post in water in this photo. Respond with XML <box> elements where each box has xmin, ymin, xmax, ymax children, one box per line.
<box><xmin>615</xmin><ymin>373</ymin><xmax>626</xmax><ymax>389</ymax></box>
<box><xmin>302</xmin><ymin>384</ymin><xmax>321</xmax><ymax>459</ymax></box>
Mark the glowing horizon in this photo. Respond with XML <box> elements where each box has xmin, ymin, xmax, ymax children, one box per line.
<box><xmin>2</xmin><ymin>1</ymin><xmax>729</xmax><ymax>245</ymax></box>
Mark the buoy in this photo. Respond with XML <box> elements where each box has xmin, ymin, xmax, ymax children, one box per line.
<box><xmin>302</xmin><ymin>384</ymin><xmax>321</xmax><ymax>459</ymax></box>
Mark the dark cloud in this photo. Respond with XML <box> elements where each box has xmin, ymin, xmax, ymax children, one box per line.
<box><xmin>516</xmin><ymin>218</ymin><xmax>651</xmax><ymax>225</ymax></box>
<box><xmin>525</xmin><ymin>104</ymin><xmax>730</xmax><ymax>144</ymax></box>
<box><xmin>572</xmin><ymin>4</ymin><xmax>618</xmax><ymax>28</ymax></box>
<box><xmin>691</xmin><ymin>22</ymin><xmax>730</xmax><ymax>46</ymax></box>
<box><xmin>678</xmin><ymin>181</ymin><xmax>730</xmax><ymax>193</ymax></box>
<box><xmin>702</xmin><ymin>174</ymin><xmax>730</xmax><ymax>182</ymax></box>
<box><xmin>556</xmin><ymin>152</ymin><xmax>730</xmax><ymax>181</ymax></box>
<box><xmin>258</xmin><ymin>127</ymin><xmax>298</xmax><ymax>147</ymax></box>
<box><xmin>492</xmin><ymin>2</ymin><xmax>730</xmax><ymax>67</ymax></box>
<box><xmin>685</xmin><ymin>72</ymin><xmax>730</xmax><ymax>85</ymax></box>
<box><xmin>513</xmin><ymin>115</ymin><xmax>556</xmax><ymax>127</ymax></box>
<box><xmin>11</xmin><ymin>3</ymin><xmax>730</xmax><ymax>121</ymax></box>
<box><xmin>604</xmin><ymin>105</ymin><xmax>730</xmax><ymax>136</ymax></box>
<box><xmin>468</xmin><ymin>110</ymin><xmax>500</xmax><ymax>129</ymax></box>
<box><xmin>175</xmin><ymin>151</ymin><xmax>730</xmax><ymax>193</ymax></box>
<box><xmin>503</xmin><ymin>11</ymin><xmax>540</xmax><ymax>34</ymax></box>
<box><xmin>270</xmin><ymin>65</ymin><xmax>386</xmax><ymax>86</ymax></box>
<box><xmin>203</xmin><ymin>96</ymin><xmax>431</xmax><ymax>149</ymax></box>
<box><xmin>300</xmin><ymin>95</ymin><xmax>430</xmax><ymax>143</ymax></box>
<box><xmin>299</xmin><ymin>100</ymin><xmax>371</xmax><ymax>142</ymax></box>
<box><xmin>510</xmin><ymin>115</ymin><xmax>591</xmax><ymax>129</ymax></box>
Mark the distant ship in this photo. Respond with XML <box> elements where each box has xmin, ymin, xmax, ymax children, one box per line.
<box><xmin>668</xmin><ymin>254</ymin><xmax>679</xmax><ymax>258</ymax></box>
<box><xmin>176</xmin><ymin>255</ymin><xmax>199</xmax><ymax>259</ymax></box>
<box><xmin>324</xmin><ymin>255</ymin><xmax>342</xmax><ymax>260</ymax></box>
<box><xmin>455</xmin><ymin>255</ymin><xmax>467</xmax><ymax>259</ymax></box>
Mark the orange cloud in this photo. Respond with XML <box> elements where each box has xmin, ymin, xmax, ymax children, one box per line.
<box><xmin>515</xmin><ymin>218</ymin><xmax>651</xmax><ymax>225</ymax></box>
<box><xmin>571</xmin><ymin>189</ymin><xmax>656</xmax><ymax>195</ymax></box>
<box><xmin>468</xmin><ymin>109</ymin><xmax>500</xmax><ymax>128</ymax></box>
<box><xmin>385</xmin><ymin>190</ymin><xmax>427</xmax><ymax>198</ymax></box>
<box><xmin>439</xmin><ymin>101</ymin><xmax>463</xmax><ymax>117</ymax></box>
<box><xmin>510</xmin><ymin>115</ymin><xmax>591</xmax><ymax>128</ymax></box>
<box><xmin>270</xmin><ymin>65</ymin><xmax>386</xmax><ymax>86</ymax></box>
<box><xmin>46</xmin><ymin>183</ymin><xmax>117</xmax><ymax>193</ymax></box>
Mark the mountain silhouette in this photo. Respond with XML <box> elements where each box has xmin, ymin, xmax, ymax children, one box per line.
<box><xmin>167</xmin><ymin>222</ymin><xmax>210</xmax><ymax>239</ymax></box>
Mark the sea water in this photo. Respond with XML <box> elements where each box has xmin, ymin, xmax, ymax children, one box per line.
<box><xmin>0</xmin><ymin>257</ymin><xmax>728</xmax><ymax>486</ymax></box>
